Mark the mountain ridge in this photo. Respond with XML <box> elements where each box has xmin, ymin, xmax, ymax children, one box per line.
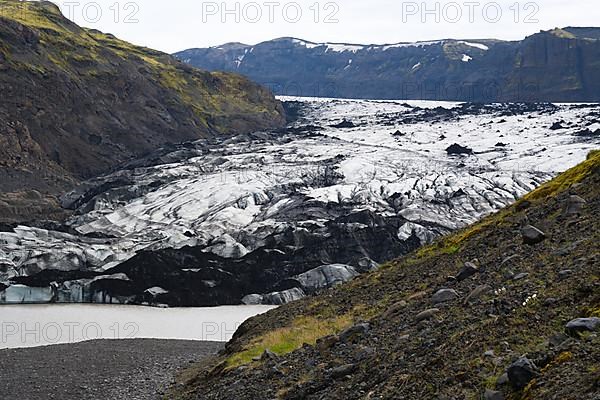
<box><xmin>176</xmin><ymin>27</ymin><xmax>600</xmax><ymax>102</ymax></box>
<box><xmin>198</xmin><ymin>36</ymin><xmax>504</xmax><ymax>52</ymax></box>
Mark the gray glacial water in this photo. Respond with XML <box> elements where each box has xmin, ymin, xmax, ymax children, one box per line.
<box><xmin>0</xmin><ymin>304</ymin><xmax>275</xmax><ymax>349</ymax></box>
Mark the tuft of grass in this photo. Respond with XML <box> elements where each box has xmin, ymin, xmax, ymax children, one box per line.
<box><xmin>226</xmin><ymin>314</ymin><xmax>354</xmax><ymax>368</ymax></box>
<box><xmin>0</xmin><ymin>0</ymin><xmax>68</xmax><ymax>33</ymax></box>
<box><xmin>525</xmin><ymin>150</ymin><xmax>600</xmax><ymax>201</ymax></box>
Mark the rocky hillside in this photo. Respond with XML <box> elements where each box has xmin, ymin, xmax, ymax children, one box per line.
<box><xmin>172</xmin><ymin>150</ymin><xmax>600</xmax><ymax>399</ymax></box>
<box><xmin>0</xmin><ymin>0</ymin><xmax>285</xmax><ymax>222</ymax></box>
<box><xmin>176</xmin><ymin>27</ymin><xmax>600</xmax><ymax>102</ymax></box>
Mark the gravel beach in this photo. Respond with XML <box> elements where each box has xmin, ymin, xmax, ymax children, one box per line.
<box><xmin>0</xmin><ymin>339</ymin><xmax>223</xmax><ymax>400</ymax></box>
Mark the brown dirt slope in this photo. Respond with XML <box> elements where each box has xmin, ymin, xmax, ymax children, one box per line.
<box><xmin>172</xmin><ymin>150</ymin><xmax>600</xmax><ymax>400</ymax></box>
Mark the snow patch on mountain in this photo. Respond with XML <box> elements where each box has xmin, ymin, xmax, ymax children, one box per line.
<box><xmin>458</xmin><ymin>41</ymin><xmax>490</xmax><ymax>51</ymax></box>
<box><xmin>380</xmin><ymin>41</ymin><xmax>444</xmax><ymax>51</ymax></box>
<box><xmin>325</xmin><ymin>43</ymin><xmax>365</xmax><ymax>53</ymax></box>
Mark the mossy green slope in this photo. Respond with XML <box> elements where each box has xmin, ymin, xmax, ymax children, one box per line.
<box><xmin>0</xmin><ymin>0</ymin><xmax>284</xmax><ymax>221</ymax></box>
<box><xmin>174</xmin><ymin>151</ymin><xmax>600</xmax><ymax>400</ymax></box>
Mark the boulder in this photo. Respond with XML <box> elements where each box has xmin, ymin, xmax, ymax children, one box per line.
<box><xmin>431</xmin><ymin>289</ymin><xmax>459</xmax><ymax>304</ymax></box>
<box><xmin>565</xmin><ymin>317</ymin><xmax>600</xmax><ymax>337</ymax></box>
<box><xmin>512</xmin><ymin>273</ymin><xmax>529</xmax><ymax>281</ymax></box>
<box><xmin>415</xmin><ymin>308</ymin><xmax>440</xmax><ymax>322</ymax></box>
<box><xmin>543</xmin><ymin>298</ymin><xmax>559</xmax><ymax>307</ymax></box>
<box><xmin>253</xmin><ymin>349</ymin><xmax>279</xmax><ymax>362</ymax></box>
<box><xmin>381</xmin><ymin>300</ymin><xmax>408</xmax><ymax>319</ymax></box>
<box><xmin>496</xmin><ymin>373</ymin><xmax>509</xmax><ymax>386</ymax></box>
<box><xmin>331</xmin><ymin>119</ymin><xmax>356</xmax><ymax>129</ymax></box>
<box><xmin>455</xmin><ymin>262</ymin><xmax>479</xmax><ymax>281</ymax></box>
<box><xmin>330</xmin><ymin>364</ymin><xmax>356</xmax><ymax>379</ymax></box>
<box><xmin>316</xmin><ymin>335</ymin><xmax>340</xmax><ymax>352</ymax></box>
<box><xmin>564</xmin><ymin>195</ymin><xmax>586</xmax><ymax>215</ymax></box>
<box><xmin>356</xmin><ymin>257</ymin><xmax>379</xmax><ymax>273</ymax></box>
<box><xmin>521</xmin><ymin>225</ymin><xmax>546</xmax><ymax>245</ymax></box>
<box><xmin>261</xmin><ymin>349</ymin><xmax>278</xmax><ymax>362</ymax></box>
<box><xmin>464</xmin><ymin>285</ymin><xmax>492</xmax><ymax>304</ymax></box>
<box><xmin>446</xmin><ymin>143</ymin><xmax>474</xmax><ymax>155</ymax></box>
<box><xmin>507</xmin><ymin>357</ymin><xmax>538</xmax><ymax>389</ymax></box>
<box><xmin>339</xmin><ymin>323</ymin><xmax>371</xmax><ymax>342</ymax></box>
<box><xmin>484</xmin><ymin>389</ymin><xmax>504</xmax><ymax>400</ymax></box>
<box><xmin>558</xmin><ymin>270</ymin><xmax>573</xmax><ymax>279</ymax></box>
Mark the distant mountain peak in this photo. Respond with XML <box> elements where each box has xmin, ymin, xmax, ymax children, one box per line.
<box><xmin>210</xmin><ymin>42</ymin><xmax>251</xmax><ymax>50</ymax></box>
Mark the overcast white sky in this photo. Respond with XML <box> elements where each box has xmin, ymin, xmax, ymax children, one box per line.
<box><xmin>49</xmin><ymin>0</ymin><xmax>600</xmax><ymax>53</ymax></box>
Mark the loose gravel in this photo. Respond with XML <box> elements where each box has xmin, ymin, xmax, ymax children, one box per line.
<box><xmin>0</xmin><ymin>339</ymin><xmax>223</xmax><ymax>400</ymax></box>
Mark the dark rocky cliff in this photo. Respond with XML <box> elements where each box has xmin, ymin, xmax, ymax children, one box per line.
<box><xmin>502</xmin><ymin>28</ymin><xmax>600</xmax><ymax>101</ymax></box>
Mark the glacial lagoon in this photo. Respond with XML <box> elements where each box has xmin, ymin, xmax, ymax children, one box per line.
<box><xmin>0</xmin><ymin>304</ymin><xmax>275</xmax><ymax>349</ymax></box>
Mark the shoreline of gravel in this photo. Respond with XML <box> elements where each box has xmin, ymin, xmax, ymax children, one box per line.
<box><xmin>0</xmin><ymin>339</ymin><xmax>224</xmax><ymax>400</ymax></box>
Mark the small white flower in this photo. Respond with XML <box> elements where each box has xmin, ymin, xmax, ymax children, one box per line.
<box><xmin>522</xmin><ymin>293</ymin><xmax>538</xmax><ymax>306</ymax></box>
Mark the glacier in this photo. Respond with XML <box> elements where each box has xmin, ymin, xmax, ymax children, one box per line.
<box><xmin>1</xmin><ymin>97</ymin><xmax>599</xmax><ymax>305</ymax></box>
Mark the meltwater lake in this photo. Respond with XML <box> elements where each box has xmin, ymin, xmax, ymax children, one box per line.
<box><xmin>0</xmin><ymin>304</ymin><xmax>275</xmax><ymax>349</ymax></box>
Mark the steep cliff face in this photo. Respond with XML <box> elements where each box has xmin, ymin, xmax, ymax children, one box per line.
<box><xmin>502</xmin><ymin>28</ymin><xmax>600</xmax><ymax>101</ymax></box>
<box><xmin>176</xmin><ymin>28</ymin><xmax>600</xmax><ymax>102</ymax></box>
<box><xmin>0</xmin><ymin>0</ymin><xmax>285</xmax><ymax>221</ymax></box>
